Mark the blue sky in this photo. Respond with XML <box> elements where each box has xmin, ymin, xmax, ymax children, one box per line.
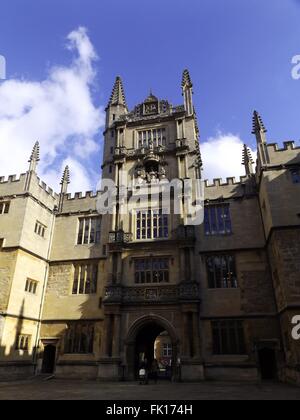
<box><xmin>0</xmin><ymin>0</ymin><xmax>300</xmax><ymax>192</ymax></box>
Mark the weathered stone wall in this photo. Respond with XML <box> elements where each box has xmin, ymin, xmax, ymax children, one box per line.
<box><xmin>259</xmin><ymin>168</ymin><xmax>300</xmax><ymax>238</ymax></box>
<box><xmin>45</xmin><ymin>263</ymin><xmax>73</xmax><ymax>298</ymax></box>
<box><xmin>268</xmin><ymin>229</ymin><xmax>300</xmax><ymax>310</ymax></box>
<box><xmin>200</xmin><ymin>250</ymin><xmax>276</xmax><ymax>317</ymax></box>
<box><xmin>266</xmin><ymin>228</ymin><xmax>300</xmax><ymax>384</ymax></box>
<box><xmin>43</xmin><ymin>261</ymin><xmax>105</xmax><ymax>321</ymax></box>
<box><xmin>198</xmin><ymin>197</ymin><xmax>265</xmax><ymax>253</ymax></box>
<box><xmin>240</xmin><ymin>270</ymin><xmax>275</xmax><ymax>314</ymax></box>
<box><xmin>0</xmin><ymin>250</ymin><xmax>17</xmax><ymax>313</ymax></box>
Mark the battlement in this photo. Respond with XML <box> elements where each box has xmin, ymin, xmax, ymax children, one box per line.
<box><xmin>64</xmin><ymin>191</ymin><xmax>102</xmax><ymax>200</ymax></box>
<box><xmin>204</xmin><ymin>176</ymin><xmax>250</xmax><ymax>188</ymax></box>
<box><xmin>204</xmin><ymin>175</ymin><xmax>256</xmax><ymax>201</ymax></box>
<box><xmin>266</xmin><ymin>140</ymin><xmax>300</xmax><ymax>152</ymax></box>
<box><xmin>264</xmin><ymin>140</ymin><xmax>300</xmax><ymax>166</ymax></box>
<box><xmin>36</xmin><ymin>176</ymin><xmax>59</xmax><ymax>200</ymax></box>
<box><xmin>0</xmin><ymin>173</ymin><xmax>27</xmax><ymax>197</ymax></box>
<box><xmin>0</xmin><ymin>172</ymin><xmax>59</xmax><ymax>209</ymax></box>
<box><xmin>0</xmin><ymin>173</ymin><xmax>27</xmax><ymax>184</ymax></box>
<box><xmin>61</xmin><ymin>190</ymin><xmax>103</xmax><ymax>213</ymax></box>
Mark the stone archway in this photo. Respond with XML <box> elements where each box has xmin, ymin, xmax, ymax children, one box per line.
<box><xmin>125</xmin><ymin>315</ymin><xmax>179</xmax><ymax>381</ymax></box>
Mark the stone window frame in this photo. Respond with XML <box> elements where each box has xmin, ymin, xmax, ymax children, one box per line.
<box><xmin>204</xmin><ymin>203</ymin><xmax>232</xmax><ymax>236</ymax></box>
<box><xmin>34</xmin><ymin>221</ymin><xmax>46</xmax><ymax>238</ymax></box>
<box><xmin>72</xmin><ymin>263</ymin><xmax>98</xmax><ymax>295</ymax></box>
<box><xmin>0</xmin><ymin>201</ymin><xmax>10</xmax><ymax>215</ymax></box>
<box><xmin>16</xmin><ymin>334</ymin><xmax>31</xmax><ymax>351</ymax></box>
<box><xmin>212</xmin><ymin>320</ymin><xmax>246</xmax><ymax>356</ymax></box>
<box><xmin>77</xmin><ymin>216</ymin><xmax>101</xmax><ymax>245</ymax></box>
<box><xmin>134</xmin><ymin>256</ymin><xmax>170</xmax><ymax>284</ymax></box>
<box><xmin>137</xmin><ymin>127</ymin><xmax>167</xmax><ymax>149</ymax></box>
<box><xmin>25</xmin><ymin>278</ymin><xmax>38</xmax><ymax>295</ymax></box>
<box><xmin>135</xmin><ymin>209</ymin><xmax>169</xmax><ymax>241</ymax></box>
<box><xmin>206</xmin><ymin>254</ymin><xmax>238</xmax><ymax>289</ymax></box>
<box><xmin>163</xmin><ymin>343</ymin><xmax>173</xmax><ymax>357</ymax></box>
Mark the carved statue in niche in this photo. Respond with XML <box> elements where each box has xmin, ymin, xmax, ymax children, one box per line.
<box><xmin>159</xmin><ymin>166</ymin><xmax>166</xmax><ymax>180</ymax></box>
<box><xmin>135</xmin><ymin>166</ymin><xmax>146</xmax><ymax>184</ymax></box>
<box><xmin>134</xmin><ymin>157</ymin><xmax>168</xmax><ymax>184</ymax></box>
<box><xmin>148</xmin><ymin>138</ymin><xmax>154</xmax><ymax>151</ymax></box>
<box><xmin>147</xmin><ymin>168</ymin><xmax>159</xmax><ymax>183</ymax></box>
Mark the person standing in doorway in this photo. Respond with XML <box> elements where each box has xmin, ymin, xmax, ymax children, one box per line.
<box><xmin>139</xmin><ymin>358</ymin><xmax>149</xmax><ymax>385</ymax></box>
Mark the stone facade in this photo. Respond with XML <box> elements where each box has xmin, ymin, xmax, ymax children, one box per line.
<box><xmin>0</xmin><ymin>71</ymin><xmax>299</xmax><ymax>384</ymax></box>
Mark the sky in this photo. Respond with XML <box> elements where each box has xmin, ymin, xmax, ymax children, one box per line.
<box><xmin>0</xmin><ymin>0</ymin><xmax>300</xmax><ymax>193</ymax></box>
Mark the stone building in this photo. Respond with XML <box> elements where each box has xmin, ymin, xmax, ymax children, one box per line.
<box><xmin>0</xmin><ymin>70</ymin><xmax>299</xmax><ymax>384</ymax></box>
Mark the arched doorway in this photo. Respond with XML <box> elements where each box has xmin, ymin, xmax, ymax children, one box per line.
<box><xmin>258</xmin><ymin>348</ymin><xmax>278</xmax><ymax>381</ymax></box>
<box><xmin>126</xmin><ymin>315</ymin><xmax>179</xmax><ymax>381</ymax></box>
<box><xmin>42</xmin><ymin>345</ymin><xmax>56</xmax><ymax>374</ymax></box>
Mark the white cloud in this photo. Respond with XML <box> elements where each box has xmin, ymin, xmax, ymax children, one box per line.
<box><xmin>45</xmin><ymin>158</ymin><xmax>93</xmax><ymax>195</ymax></box>
<box><xmin>201</xmin><ymin>133</ymin><xmax>257</xmax><ymax>182</ymax></box>
<box><xmin>0</xmin><ymin>26</ymin><xmax>105</xmax><ymax>193</ymax></box>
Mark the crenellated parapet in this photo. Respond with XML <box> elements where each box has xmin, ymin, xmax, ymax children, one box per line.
<box><xmin>35</xmin><ymin>176</ymin><xmax>59</xmax><ymax>201</ymax></box>
<box><xmin>0</xmin><ymin>172</ymin><xmax>59</xmax><ymax>211</ymax></box>
<box><xmin>0</xmin><ymin>173</ymin><xmax>27</xmax><ymax>184</ymax></box>
<box><xmin>266</xmin><ymin>140</ymin><xmax>299</xmax><ymax>152</ymax></box>
<box><xmin>0</xmin><ymin>173</ymin><xmax>27</xmax><ymax>197</ymax></box>
<box><xmin>264</xmin><ymin>141</ymin><xmax>300</xmax><ymax>166</ymax></box>
<box><xmin>204</xmin><ymin>176</ymin><xmax>251</xmax><ymax>187</ymax></box>
<box><xmin>59</xmin><ymin>190</ymin><xmax>103</xmax><ymax>213</ymax></box>
<box><xmin>64</xmin><ymin>191</ymin><xmax>102</xmax><ymax>200</ymax></box>
<box><xmin>204</xmin><ymin>176</ymin><xmax>256</xmax><ymax>200</ymax></box>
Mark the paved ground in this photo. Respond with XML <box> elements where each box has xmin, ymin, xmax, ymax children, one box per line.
<box><xmin>0</xmin><ymin>379</ymin><xmax>299</xmax><ymax>400</ymax></box>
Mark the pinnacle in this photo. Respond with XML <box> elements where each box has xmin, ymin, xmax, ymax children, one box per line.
<box><xmin>252</xmin><ymin>110</ymin><xmax>267</xmax><ymax>134</ymax></box>
<box><xmin>29</xmin><ymin>141</ymin><xmax>40</xmax><ymax>163</ymax></box>
<box><xmin>182</xmin><ymin>69</ymin><xmax>193</xmax><ymax>88</ymax></box>
<box><xmin>108</xmin><ymin>76</ymin><xmax>127</xmax><ymax>108</ymax></box>
<box><xmin>242</xmin><ymin>144</ymin><xmax>254</xmax><ymax>165</ymax></box>
<box><xmin>61</xmin><ymin>165</ymin><xmax>70</xmax><ymax>185</ymax></box>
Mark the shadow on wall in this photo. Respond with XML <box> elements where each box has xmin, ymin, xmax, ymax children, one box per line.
<box><xmin>263</xmin><ymin>151</ymin><xmax>300</xmax><ymax>374</ymax></box>
<box><xmin>35</xmin><ymin>237</ymin><xmax>106</xmax><ymax>379</ymax></box>
<box><xmin>0</xmin><ymin>300</ymin><xmax>38</xmax><ymax>380</ymax></box>
<box><xmin>0</xmin><ymin>217</ymin><xmax>106</xmax><ymax>380</ymax></box>
<box><xmin>1</xmin><ymin>150</ymin><xmax>299</xmax><ymax>381</ymax></box>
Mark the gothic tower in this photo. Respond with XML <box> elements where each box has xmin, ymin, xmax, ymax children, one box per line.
<box><xmin>99</xmin><ymin>71</ymin><xmax>204</xmax><ymax>381</ymax></box>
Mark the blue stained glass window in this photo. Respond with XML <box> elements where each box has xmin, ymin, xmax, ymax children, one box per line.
<box><xmin>204</xmin><ymin>204</ymin><xmax>232</xmax><ymax>236</ymax></box>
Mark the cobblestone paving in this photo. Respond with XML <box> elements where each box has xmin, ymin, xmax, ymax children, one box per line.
<box><xmin>0</xmin><ymin>379</ymin><xmax>299</xmax><ymax>400</ymax></box>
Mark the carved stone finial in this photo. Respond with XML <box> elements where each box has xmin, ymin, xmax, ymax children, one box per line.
<box><xmin>182</xmin><ymin>69</ymin><xmax>193</xmax><ymax>88</ymax></box>
<box><xmin>252</xmin><ymin>110</ymin><xmax>267</xmax><ymax>135</ymax></box>
<box><xmin>60</xmin><ymin>165</ymin><xmax>70</xmax><ymax>195</ymax></box>
<box><xmin>181</xmin><ymin>69</ymin><xmax>194</xmax><ymax>116</ymax></box>
<box><xmin>242</xmin><ymin>144</ymin><xmax>254</xmax><ymax>176</ymax></box>
<box><xmin>61</xmin><ymin>165</ymin><xmax>70</xmax><ymax>185</ymax></box>
<box><xmin>108</xmin><ymin>76</ymin><xmax>127</xmax><ymax>108</ymax></box>
<box><xmin>28</xmin><ymin>141</ymin><xmax>40</xmax><ymax>172</ymax></box>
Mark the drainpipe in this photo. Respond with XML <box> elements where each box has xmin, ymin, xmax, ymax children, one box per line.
<box><xmin>256</xmin><ymin>182</ymin><xmax>284</xmax><ymax>377</ymax></box>
<box><xmin>32</xmin><ymin>205</ymin><xmax>57</xmax><ymax>374</ymax></box>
